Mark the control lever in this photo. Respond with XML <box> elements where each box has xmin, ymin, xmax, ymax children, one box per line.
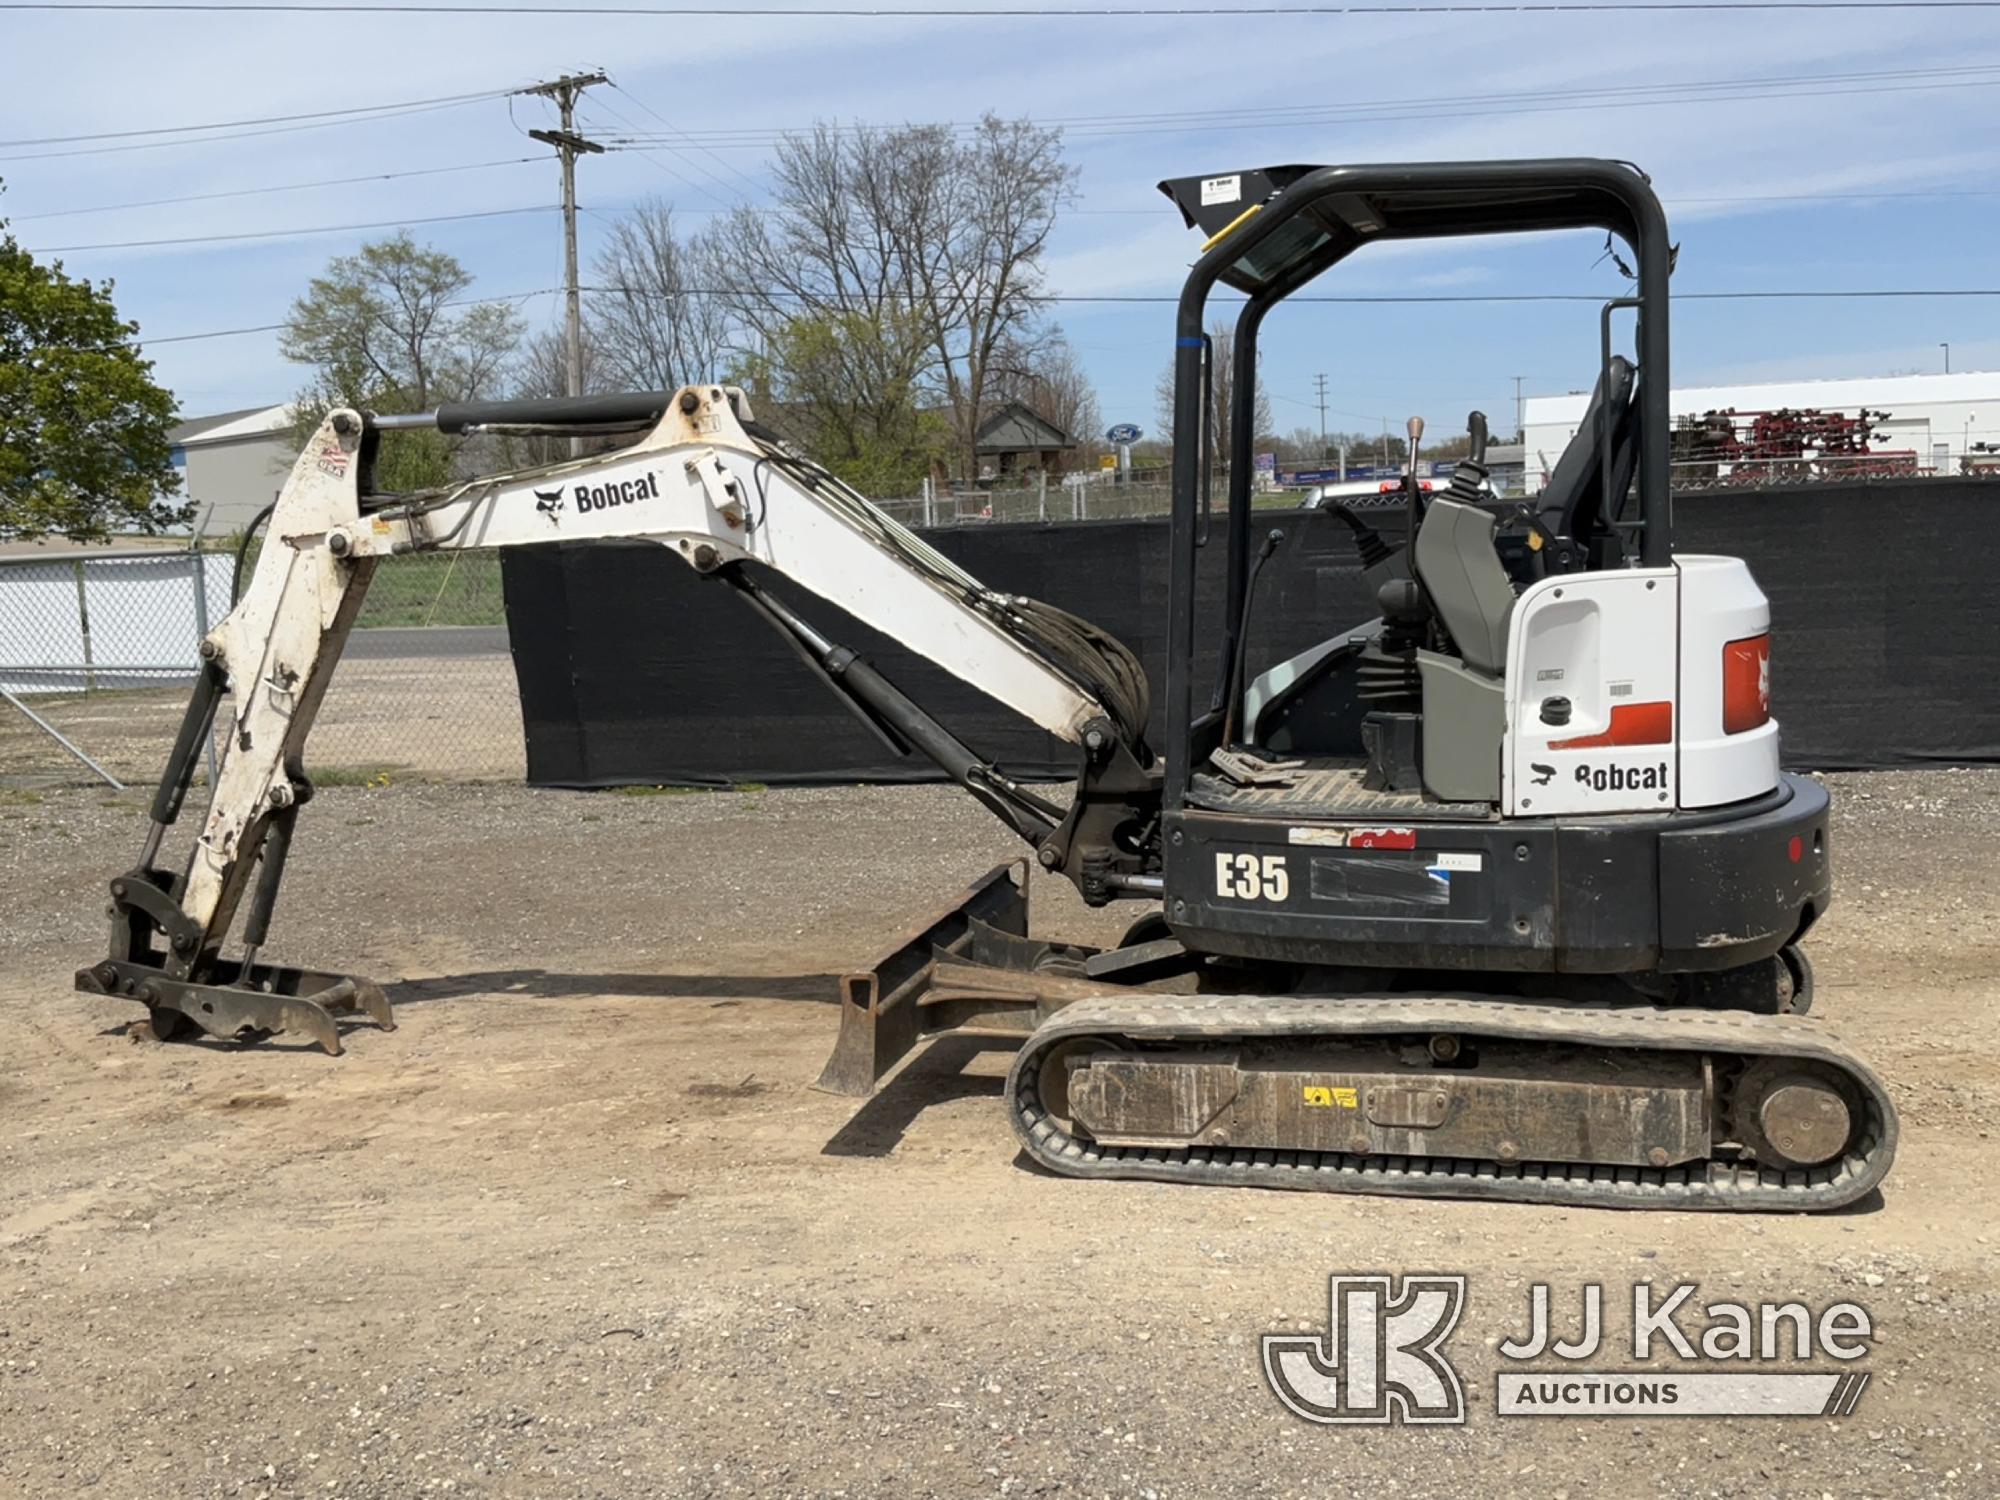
<box><xmin>1441</xmin><ymin>410</ymin><xmax>1495</xmax><ymax>506</ymax></box>
<box><xmin>1404</xmin><ymin>414</ymin><xmax>1426</xmax><ymax>548</ymax></box>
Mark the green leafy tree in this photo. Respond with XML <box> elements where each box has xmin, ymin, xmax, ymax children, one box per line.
<box><xmin>281</xmin><ymin>233</ymin><xmax>522</xmax><ymax>491</ymax></box>
<box><xmin>751</xmin><ymin>310</ymin><xmax>949</xmax><ymax>494</ymax></box>
<box><xmin>0</xmin><ymin>218</ymin><xmax>185</xmax><ymax>541</ymax></box>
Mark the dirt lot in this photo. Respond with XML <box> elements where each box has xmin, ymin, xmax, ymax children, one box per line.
<box><xmin>2</xmin><ymin>771</ymin><xmax>1997</xmax><ymax>1498</ymax></box>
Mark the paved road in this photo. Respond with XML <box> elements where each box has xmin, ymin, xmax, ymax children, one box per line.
<box><xmin>344</xmin><ymin>625</ymin><xmax>509</xmax><ymax>660</ymax></box>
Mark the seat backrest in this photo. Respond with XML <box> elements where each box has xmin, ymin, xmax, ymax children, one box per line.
<box><xmin>1537</xmin><ymin>356</ymin><xmax>1635</xmax><ymax>542</ymax></box>
<box><xmin>1413</xmin><ymin>496</ymin><xmax>1515</xmax><ymax>676</ymax></box>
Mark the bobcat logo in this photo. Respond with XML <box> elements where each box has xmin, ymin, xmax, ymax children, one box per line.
<box><xmin>1530</xmin><ymin>762</ymin><xmax>1556</xmax><ymax>786</ymax></box>
<box><xmin>534</xmin><ymin>486</ymin><xmax>565</xmax><ymax>523</ymax></box>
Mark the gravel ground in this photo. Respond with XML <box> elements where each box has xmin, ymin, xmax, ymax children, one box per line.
<box><xmin>2</xmin><ymin>769</ymin><xmax>1997</xmax><ymax>1498</ymax></box>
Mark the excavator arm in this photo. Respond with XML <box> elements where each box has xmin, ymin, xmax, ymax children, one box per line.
<box><xmin>78</xmin><ymin>384</ymin><xmax>1159</xmax><ymax>1053</ymax></box>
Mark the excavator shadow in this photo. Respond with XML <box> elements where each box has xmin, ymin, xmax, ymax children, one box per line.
<box><xmin>381</xmin><ymin>969</ymin><xmax>846</xmax><ymax>1008</ymax></box>
<box><xmin>819</xmin><ymin>1032</ymin><xmax>1013</xmax><ymax>1160</ymax></box>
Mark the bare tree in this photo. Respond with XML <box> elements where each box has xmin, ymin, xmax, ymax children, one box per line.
<box><xmin>498</xmin><ymin>323</ymin><xmax>618</xmax><ymax>466</ymax></box>
<box><xmin>702</xmin><ymin>126</ymin><xmax>946</xmax><ymax>483</ymax></box>
<box><xmin>917</xmin><ymin>116</ymin><xmax>1076</xmax><ymax>480</ymax></box>
<box><xmin>1153</xmin><ymin>320</ymin><xmax>1273</xmax><ymax>465</ymax></box>
<box><xmin>701</xmin><ymin>115</ymin><xmax>1075</xmax><ymax>485</ymax></box>
<box><xmin>588</xmin><ymin>200</ymin><xmax>732</xmax><ymax>391</ymax></box>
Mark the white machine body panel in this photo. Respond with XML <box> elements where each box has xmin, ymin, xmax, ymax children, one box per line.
<box><xmin>1502</xmin><ymin>567</ymin><xmax>1680</xmax><ymax>816</ymax></box>
<box><xmin>1675</xmin><ymin>554</ymin><xmax>1780</xmax><ymax>809</ymax></box>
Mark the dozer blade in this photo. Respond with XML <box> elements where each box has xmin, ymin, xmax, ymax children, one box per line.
<box><xmin>76</xmin><ymin>958</ymin><xmax>395</xmax><ymax>1057</ymax></box>
<box><xmin>813</xmin><ymin>859</ymin><xmax>1031</xmax><ymax>1096</ymax></box>
<box><xmin>1008</xmin><ymin>995</ymin><xmax>1897</xmax><ymax>1212</ymax></box>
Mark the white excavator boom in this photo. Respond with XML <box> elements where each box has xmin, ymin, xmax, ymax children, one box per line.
<box><xmin>173</xmin><ymin>385</ymin><xmax>1122</xmax><ymax>954</ymax></box>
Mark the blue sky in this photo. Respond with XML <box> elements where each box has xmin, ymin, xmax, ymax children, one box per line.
<box><xmin>4</xmin><ymin>5</ymin><xmax>1998</xmax><ymax>443</ymax></box>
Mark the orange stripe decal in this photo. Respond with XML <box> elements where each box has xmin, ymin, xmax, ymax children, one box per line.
<box><xmin>1549</xmin><ymin>700</ymin><xmax>1674</xmax><ymax>750</ymax></box>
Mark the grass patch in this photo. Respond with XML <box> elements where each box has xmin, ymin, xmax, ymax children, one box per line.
<box><xmin>310</xmin><ymin>765</ymin><xmax>403</xmax><ymax>788</ymax></box>
<box><xmin>235</xmin><ymin>538</ymin><xmax>506</xmax><ymax>629</ymax></box>
<box><xmin>356</xmin><ymin>554</ymin><xmax>507</xmax><ymax>629</ymax></box>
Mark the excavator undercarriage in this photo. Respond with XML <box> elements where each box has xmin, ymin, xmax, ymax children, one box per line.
<box><xmin>813</xmin><ymin>861</ymin><xmax>1893</xmax><ymax>1212</ymax></box>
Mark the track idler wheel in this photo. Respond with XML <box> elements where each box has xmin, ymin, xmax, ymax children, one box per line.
<box><xmin>1732</xmin><ymin>1057</ymin><xmax>1858</xmax><ymax>1169</ymax></box>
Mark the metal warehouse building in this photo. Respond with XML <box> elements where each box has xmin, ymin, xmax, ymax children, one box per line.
<box><xmin>168</xmin><ymin>404</ymin><xmax>296</xmax><ymax>535</ymax></box>
<box><xmin>1523</xmin><ymin>370</ymin><xmax>2000</xmax><ymax>490</ymax></box>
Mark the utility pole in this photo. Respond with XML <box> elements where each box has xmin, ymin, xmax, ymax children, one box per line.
<box><xmin>524</xmin><ymin>72</ymin><xmax>607</xmax><ymax>452</ymax></box>
<box><xmin>1512</xmin><ymin>374</ymin><xmax>1526</xmax><ymax>442</ymax></box>
<box><xmin>1313</xmin><ymin>373</ymin><xmax>1329</xmax><ymax>460</ymax></box>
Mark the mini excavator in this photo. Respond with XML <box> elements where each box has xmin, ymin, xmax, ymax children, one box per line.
<box><xmin>79</xmin><ymin>159</ymin><xmax>1896</xmax><ymax>1211</ymax></box>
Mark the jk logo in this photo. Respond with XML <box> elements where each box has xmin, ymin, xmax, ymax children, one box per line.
<box><xmin>1262</xmin><ymin>1274</ymin><xmax>1467</xmax><ymax>1425</ymax></box>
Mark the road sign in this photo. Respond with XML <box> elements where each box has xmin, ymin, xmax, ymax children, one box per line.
<box><xmin>1106</xmin><ymin>423</ymin><xmax>1143</xmax><ymax>445</ymax></box>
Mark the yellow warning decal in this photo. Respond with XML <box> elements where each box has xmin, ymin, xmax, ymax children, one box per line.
<box><xmin>1302</xmin><ymin>1085</ymin><xmax>1359</xmax><ymax>1109</ymax></box>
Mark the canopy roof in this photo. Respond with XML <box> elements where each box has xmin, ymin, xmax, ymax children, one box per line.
<box><xmin>1157</xmin><ymin>160</ymin><xmax>1659</xmax><ymax>298</ymax></box>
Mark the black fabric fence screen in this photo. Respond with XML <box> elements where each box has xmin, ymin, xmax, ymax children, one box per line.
<box><xmin>499</xmin><ymin>477</ymin><xmax>2000</xmax><ymax>787</ymax></box>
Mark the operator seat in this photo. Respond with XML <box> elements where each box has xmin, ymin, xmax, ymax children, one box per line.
<box><xmin>1409</xmin><ymin>494</ymin><xmax>1515</xmax><ymax>801</ymax></box>
<box><xmin>1405</xmin><ymin>363</ymin><xmax>1637</xmax><ymax>801</ymax></box>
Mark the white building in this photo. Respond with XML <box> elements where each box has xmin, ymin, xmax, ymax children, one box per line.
<box><xmin>1523</xmin><ymin>371</ymin><xmax>2000</xmax><ymax>490</ymax></box>
<box><xmin>168</xmin><ymin>404</ymin><xmax>297</xmax><ymax>534</ymax></box>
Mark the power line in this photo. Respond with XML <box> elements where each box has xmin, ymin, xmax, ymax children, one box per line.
<box><xmin>582</xmin><ymin>183</ymin><xmax>2000</xmax><ymax>212</ymax></box>
<box><xmin>139</xmin><ymin>287</ymin><xmax>562</xmax><ymax>344</ymax></box>
<box><xmin>11</xmin><ymin>1</ymin><xmax>2000</xmax><ymax>13</ymax></box>
<box><xmin>605</xmin><ymin>60</ymin><xmax>2000</xmax><ymax>145</ymax></box>
<box><xmin>27</xmin><ymin>204</ymin><xmax>554</xmax><ymax>253</ymax></box>
<box><xmin>119</xmin><ymin>280</ymin><xmax>2000</xmax><ymax>348</ymax></box>
<box><xmin>0</xmin><ymin>85</ymin><xmax>516</xmax><ymax>148</ymax></box>
<box><xmin>606</xmin><ymin>79</ymin><xmax>765</xmax><ymax>200</ymax></box>
<box><xmin>6</xmin><ymin>157</ymin><xmax>541</xmax><ymax>221</ymax></box>
<box><xmin>588</xmin><ymin>284</ymin><xmax>2000</xmax><ymax>304</ymax></box>
<box><xmin>604</xmin><ymin>69</ymin><xmax>2000</xmax><ymax>151</ymax></box>
<box><xmin>0</xmin><ymin>97</ymin><xmax>499</xmax><ymax>163</ymax></box>
<box><xmin>579</xmin><ymin>95</ymin><xmax>742</xmax><ymax>211</ymax></box>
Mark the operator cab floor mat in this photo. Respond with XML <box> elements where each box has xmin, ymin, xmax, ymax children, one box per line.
<box><xmin>1187</xmin><ymin>758</ymin><xmax>1497</xmax><ymax>821</ymax></box>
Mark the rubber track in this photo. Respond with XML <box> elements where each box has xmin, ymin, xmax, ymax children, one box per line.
<box><xmin>1006</xmin><ymin>996</ymin><xmax>1897</xmax><ymax>1212</ymax></box>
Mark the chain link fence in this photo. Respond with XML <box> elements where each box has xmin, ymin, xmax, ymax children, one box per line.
<box><xmin>0</xmin><ymin>476</ymin><xmax>1186</xmax><ymax>792</ymax></box>
<box><xmin>0</xmin><ymin>544</ymin><xmax>524</xmax><ymax>790</ymax></box>
<box><xmin>873</xmin><ymin>473</ymin><xmax>1178</xmax><ymax>529</ymax></box>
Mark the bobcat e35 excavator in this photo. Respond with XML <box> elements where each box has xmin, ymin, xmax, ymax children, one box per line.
<box><xmin>78</xmin><ymin>159</ymin><xmax>1896</xmax><ymax>1212</ymax></box>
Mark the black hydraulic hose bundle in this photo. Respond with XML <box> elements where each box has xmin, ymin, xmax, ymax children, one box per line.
<box><xmin>231</xmin><ymin>500</ymin><xmax>278</xmax><ymax>605</ymax></box>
